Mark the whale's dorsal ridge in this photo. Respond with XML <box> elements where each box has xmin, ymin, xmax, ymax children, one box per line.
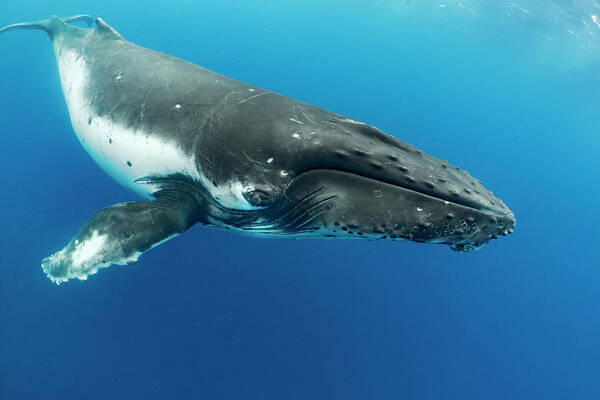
<box><xmin>94</xmin><ymin>17</ymin><xmax>124</xmax><ymax>40</ymax></box>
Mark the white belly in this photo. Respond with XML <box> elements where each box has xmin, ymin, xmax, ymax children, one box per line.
<box><xmin>54</xmin><ymin>44</ymin><xmax>200</xmax><ymax>198</ymax></box>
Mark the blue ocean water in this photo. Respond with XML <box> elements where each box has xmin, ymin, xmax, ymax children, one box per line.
<box><xmin>0</xmin><ymin>0</ymin><xmax>598</xmax><ymax>398</ymax></box>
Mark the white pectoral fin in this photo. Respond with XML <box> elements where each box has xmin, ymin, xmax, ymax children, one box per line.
<box><xmin>42</xmin><ymin>193</ymin><xmax>201</xmax><ymax>284</ymax></box>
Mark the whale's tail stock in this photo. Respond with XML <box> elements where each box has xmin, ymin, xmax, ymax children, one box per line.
<box><xmin>0</xmin><ymin>15</ymin><xmax>94</xmax><ymax>37</ymax></box>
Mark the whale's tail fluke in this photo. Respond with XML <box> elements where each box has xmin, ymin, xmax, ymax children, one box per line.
<box><xmin>0</xmin><ymin>14</ymin><xmax>94</xmax><ymax>37</ymax></box>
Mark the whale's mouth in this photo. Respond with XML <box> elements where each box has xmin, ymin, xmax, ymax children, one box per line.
<box><xmin>233</xmin><ymin>168</ymin><xmax>515</xmax><ymax>252</ymax></box>
<box><xmin>325</xmin><ymin>167</ymin><xmax>512</xmax><ymax>217</ymax></box>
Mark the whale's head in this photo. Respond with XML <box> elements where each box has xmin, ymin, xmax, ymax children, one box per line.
<box><xmin>201</xmin><ymin>108</ymin><xmax>515</xmax><ymax>252</ymax></box>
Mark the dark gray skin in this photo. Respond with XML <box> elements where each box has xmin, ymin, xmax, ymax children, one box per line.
<box><xmin>1</xmin><ymin>15</ymin><xmax>515</xmax><ymax>283</ymax></box>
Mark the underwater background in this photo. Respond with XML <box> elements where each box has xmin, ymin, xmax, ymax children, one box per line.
<box><xmin>0</xmin><ymin>0</ymin><xmax>598</xmax><ymax>399</ymax></box>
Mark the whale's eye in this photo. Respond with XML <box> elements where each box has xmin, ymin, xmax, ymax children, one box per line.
<box><xmin>243</xmin><ymin>188</ymin><xmax>275</xmax><ymax>207</ymax></box>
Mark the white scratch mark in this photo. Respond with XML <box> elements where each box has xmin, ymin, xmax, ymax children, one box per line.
<box><xmin>301</xmin><ymin>110</ymin><xmax>316</xmax><ymax>124</ymax></box>
<box><xmin>236</xmin><ymin>92</ymin><xmax>268</xmax><ymax>106</ymax></box>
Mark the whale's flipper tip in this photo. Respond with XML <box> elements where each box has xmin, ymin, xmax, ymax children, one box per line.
<box><xmin>0</xmin><ymin>14</ymin><xmax>94</xmax><ymax>36</ymax></box>
<box><xmin>41</xmin><ymin>193</ymin><xmax>201</xmax><ymax>284</ymax></box>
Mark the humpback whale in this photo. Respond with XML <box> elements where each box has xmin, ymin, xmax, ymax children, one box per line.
<box><xmin>1</xmin><ymin>15</ymin><xmax>515</xmax><ymax>284</ymax></box>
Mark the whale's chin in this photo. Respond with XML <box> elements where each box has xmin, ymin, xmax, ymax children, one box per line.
<box><xmin>223</xmin><ymin>169</ymin><xmax>515</xmax><ymax>251</ymax></box>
